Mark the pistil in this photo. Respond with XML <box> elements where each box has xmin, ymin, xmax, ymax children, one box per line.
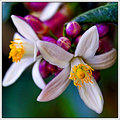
<box><xmin>69</xmin><ymin>64</ymin><xmax>94</xmax><ymax>89</ymax></box>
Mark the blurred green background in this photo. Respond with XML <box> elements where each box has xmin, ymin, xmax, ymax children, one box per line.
<box><xmin>2</xmin><ymin>2</ymin><xmax>118</xmax><ymax>118</ymax></box>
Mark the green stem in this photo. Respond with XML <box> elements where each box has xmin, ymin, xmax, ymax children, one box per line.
<box><xmin>48</xmin><ymin>30</ymin><xmax>58</xmax><ymax>40</ymax></box>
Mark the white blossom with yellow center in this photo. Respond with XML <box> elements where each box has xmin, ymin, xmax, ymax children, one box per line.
<box><xmin>3</xmin><ymin>2</ymin><xmax>63</xmax><ymax>89</ymax></box>
<box><xmin>36</xmin><ymin>26</ymin><xmax>117</xmax><ymax>114</ymax></box>
<box><xmin>2</xmin><ymin>16</ymin><xmax>46</xmax><ymax>88</ymax></box>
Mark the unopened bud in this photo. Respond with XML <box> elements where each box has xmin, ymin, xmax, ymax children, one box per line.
<box><xmin>39</xmin><ymin>60</ymin><xmax>50</xmax><ymax>78</ymax></box>
<box><xmin>96</xmin><ymin>24</ymin><xmax>109</xmax><ymax>38</ymax></box>
<box><xmin>24</xmin><ymin>15</ymin><xmax>49</xmax><ymax>38</ymax></box>
<box><xmin>24</xmin><ymin>2</ymin><xmax>48</xmax><ymax>11</ymax></box>
<box><xmin>74</xmin><ymin>35</ymin><xmax>82</xmax><ymax>45</ymax></box>
<box><xmin>54</xmin><ymin>67</ymin><xmax>63</xmax><ymax>76</ymax></box>
<box><xmin>97</xmin><ymin>35</ymin><xmax>113</xmax><ymax>54</ymax></box>
<box><xmin>57</xmin><ymin>37</ymin><xmax>71</xmax><ymax>51</ymax></box>
<box><xmin>92</xmin><ymin>70</ymin><xmax>101</xmax><ymax>82</ymax></box>
<box><xmin>41</xmin><ymin>36</ymin><xmax>56</xmax><ymax>44</ymax></box>
<box><xmin>47</xmin><ymin>63</ymin><xmax>57</xmax><ymax>74</ymax></box>
<box><xmin>44</xmin><ymin>12</ymin><xmax>68</xmax><ymax>37</ymax></box>
<box><xmin>66</xmin><ymin>21</ymin><xmax>81</xmax><ymax>38</ymax></box>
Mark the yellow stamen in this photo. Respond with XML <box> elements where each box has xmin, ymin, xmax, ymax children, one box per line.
<box><xmin>69</xmin><ymin>64</ymin><xmax>94</xmax><ymax>89</ymax></box>
<box><xmin>14</xmin><ymin>38</ymin><xmax>21</xmax><ymax>40</ymax></box>
<box><xmin>8</xmin><ymin>39</ymin><xmax>24</xmax><ymax>62</ymax></box>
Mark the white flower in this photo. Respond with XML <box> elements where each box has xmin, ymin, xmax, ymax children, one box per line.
<box><xmin>2</xmin><ymin>15</ymin><xmax>46</xmax><ymax>89</ymax></box>
<box><xmin>2</xmin><ymin>2</ymin><xmax>63</xmax><ymax>88</ymax></box>
<box><xmin>36</xmin><ymin>26</ymin><xmax>117</xmax><ymax>114</ymax></box>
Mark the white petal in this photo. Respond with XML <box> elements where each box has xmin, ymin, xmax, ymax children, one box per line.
<box><xmin>37</xmin><ymin>41</ymin><xmax>73</xmax><ymax>68</ymax></box>
<box><xmin>33</xmin><ymin>42</ymin><xmax>38</xmax><ymax>61</ymax></box>
<box><xmin>37</xmin><ymin>65</ymin><xmax>70</xmax><ymax>102</ymax></box>
<box><xmin>75</xmin><ymin>26</ymin><xmax>99</xmax><ymax>59</ymax></box>
<box><xmin>3</xmin><ymin>58</ymin><xmax>35</xmax><ymax>87</ymax></box>
<box><xmin>78</xmin><ymin>77</ymin><xmax>104</xmax><ymax>114</ymax></box>
<box><xmin>13</xmin><ymin>32</ymin><xmax>31</xmax><ymax>42</ymax></box>
<box><xmin>85</xmin><ymin>48</ymin><xmax>117</xmax><ymax>70</ymax></box>
<box><xmin>11</xmin><ymin>15</ymin><xmax>40</xmax><ymax>42</ymax></box>
<box><xmin>32</xmin><ymin>58</ymin><xmax>46</xmax><ymax>89</ymax></box>
<box><xmin>40</xmin><ymin>3</ymin><xmax>63</xmax><ymax>21</ymax></box>
<box><xmin>71</xmin><ymin>57</ymin><xmax>83</xmax><ymax>68</ymax></box>
<box><xmin>70</xmin><ymin>57</ymin><xmax>103</xmax><ymax>113</ymax></box>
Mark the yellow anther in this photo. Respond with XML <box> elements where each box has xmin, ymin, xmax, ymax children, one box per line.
<box><xmin>69</xmin><ymin>63</ymin><xmax>94</xmax><ymax>89</ymax></box>
<box><xmin>8</xmin><ymin>40</ymin><xmax>24</xmax><ymax>62</ymax></box>
<box><xmin>14</xmin><ymin>38</ymin><xmax>21</xmax><ymax>40</ymax></box>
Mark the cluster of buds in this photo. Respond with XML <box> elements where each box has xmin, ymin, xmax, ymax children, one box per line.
<box><xmin>24</xmin><ymin>2</ymin><xmax>73</xmax><ymax>38</ymax></box>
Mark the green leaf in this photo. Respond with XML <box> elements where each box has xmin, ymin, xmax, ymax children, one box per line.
<box><xmin>72</xmin><ymin>2</ymin><xmax>118</xmax><ymax>24</ymax></box>
<box><xmin>63</xmin><ymin>23</ymin><xmax>67</xmax><ymax>37</ymax></box>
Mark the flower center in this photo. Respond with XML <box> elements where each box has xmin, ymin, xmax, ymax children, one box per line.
<box><xmin>76</xmin><ymin>69</ymin><xmax>85</xmax><ymax>79</ymax></box>
<box><xmin>69</xmin><ymin>64</ymin><xmax>94</xmax><ymax>89</ymax></box>
<box><xmin>9</xmin><ymin>39</ymin><xmax>24</xmax><ymax>62</ymax></box>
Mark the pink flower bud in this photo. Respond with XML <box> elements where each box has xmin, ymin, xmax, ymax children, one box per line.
<box><xmin>46</xmin><ymin>64</ymin><xmax>57</xmax><ymax>74</ymax></box>
<box><xmin>16</xmin><ymin>16</ymin><xmax>26</xmax><ymax>21</ymax></box>
<box><xmin>54</xmin><ymin>67</ymin><xmax>63</xmax><ymax>76</ymax></box>
<box><xmin>24</xmin><ymin>15</ymin><xmax>49</xmax><ymax>38</ymax></box>
<box><xmin>57</xmin><ymin>37</ymin><xmax>71</xmax><ymax>51</ymax></box>
<box><xmin>66</xmin><ymin>21</ymin><xmax>81</xmax><ymax>38</ymax></box>
<box><xmin>41</xmin><ymin>36</ymin><xmax>56</xmax><ymax>44</ymax></box>
<box><xmin>92</xmin><ymin>70</ymin><xmax>101</xmax><ymax>82</ymax></box>
<box><xmin>44</xmin><ymin>12</ymin><xmax>68</xmax><ymax>37</ymax></box>
<box><xmin>39</xmin><ymin>60</ymin><xmax>50</xmax><ymax>78</ymax></box>
<box><xmin>97</xmin><ymin>35</ymin><xmax>113</xmax><ymax>54</ymax></box>
<box><xmin>24</xmin><ymin>2</ymin><xmax>48</xmax><ymax>11</ymax></box>
<box><xmin>97</xmin><ymin>40</ymin><xmax>104</xmax><ymax>54</ymax></box>
<box><xmin>96</xmin><ymin>24</ymin><xmax>109</xmax><ymax>38</ymax></box>
<box><xmin>74</xmin><ymin>35</ymin><xmax>82</xmax><ymax>45</ymax></box>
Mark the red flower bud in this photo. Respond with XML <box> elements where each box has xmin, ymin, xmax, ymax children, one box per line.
<box><xmin>46</xmin><ymin>64</ymin><xmax>57</xmax><ymax>74</ymax></box>
<box><xmin>54</xmin><ymin>67</ymin><xmax>63</xmax><ymax>76</ymax></box>
<box><xmin>24</xmin><ymin>15</ymin><xmax>49</xmax><ymax>38</ymax></box>
<box><xmin>66</xmin><ymin>21</ymin><xmax>81</xmax><ymax>38</ymax></box>
<box><xmin>24</xmin><ymin>2</ymin><xmax>48</xmax><ymax>12</ymax></box>
<box><xmin>57</xmin><ymin>37</ymin><xmax>71</xmax><ymax>51</ymax></box>
<box><xmin>97</xmin><ymin>35</ymin><xmax>113</xmax><ymax>54</ymax></box>
<box><xmin>41</xmin><ymin>36</ymin><xmax>56</xmax><ymax>44</ymax></box>
<box><xmin>96</xmin><ymin>24</ymin><xmax>109</xmax><ymax>38</ymax></box>
<box><xmin>39</xmin><ymin>60</ymin><xmax>50</xmax><ymax>78</ymax></box>
<box><xmin>74</xmin><ymin>35</ymin><xmax>82</xmax><ymax>45</ymax></box>
<box><xmin>44</xmin><ymin>12</ymin><xmax>68</xmax><ymax>37</ymax></box>
<box><xmin>92</xmin><ymin>70</ymin><xmax>101</xmax><ymax>83</ymax></box>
